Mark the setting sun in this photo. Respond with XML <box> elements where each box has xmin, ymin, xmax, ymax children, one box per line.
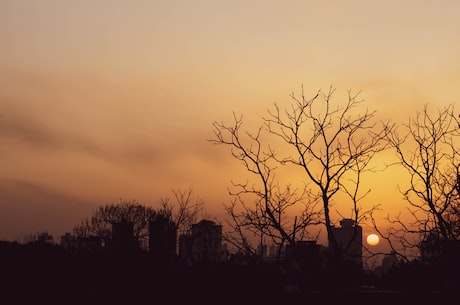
<box><xmin>366</xmin><ymin>234</ymin><xmax>380</xmax><ymax>246</ymax></box>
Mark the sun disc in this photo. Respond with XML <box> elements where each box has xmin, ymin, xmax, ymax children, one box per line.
<box><xmin>366</xmin><ymin>233</ymin><xmax>379</xmax><ymax>246</ymax></box>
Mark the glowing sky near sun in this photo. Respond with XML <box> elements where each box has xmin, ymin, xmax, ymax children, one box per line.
<box><xmin>1</xmin><ymin>0</ymin><xmax>459</xmax><ymax>241</ymax></box>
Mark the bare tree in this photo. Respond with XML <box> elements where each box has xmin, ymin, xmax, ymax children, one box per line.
<box><xmin>158</xmin><ymin>187</ymin><xmax>204</xmax><ymax>236</ymax></box>
<box><xmin>211</xmin><ymin>112</ymin><xmax>322</xmax><ymax>259</ymax></box>
<box><xmin>381</xmin><ymin>103</ymin><xmax>460</xmax><ymax>261</ymax></box>
<box><xmin>265</xmin><ymin>86</ymin><xmax>393</xmax><ymax>267</ymax></box>
<box><xmin>211</xmin><ymin>86</ymin><xmax>392</xmax><ymax>261</ymax></box>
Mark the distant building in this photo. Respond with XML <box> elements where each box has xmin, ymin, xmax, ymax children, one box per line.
<box><xmin>276</xmin><ymin>240</ymin><xmax>325</xmax><ymax>293</ymax></box>
<box><xmin>110</xmin><ymin>219</ymin><xmax>138</xmax><ymax>254</ymax></box>
<box><xmin>285</xmin><ymin>240</ymin><xmax>323</xmax><ymax>269</ymax></box>
<box><xmin>379</xmin><ymin>251</ymin><xmax>398</xmax><ymax>277</ymax></box>
<box><xmin>330</xmin><ymin>218</ymin><xmax>363</xmax><ymax>269</ymax></box>
<box><xmin>286</xmin><ymin>241</ymin><xmax>320</xmax><ymax>259</ymax></box>
<box><xmin>257</xmin><ymin>243</ymin><xmax>268</xmax><ymax>258</ymax></box>
<box><xmin>60</xmin><ymin>233</ymin><xmax>102</xmax><ymax>255</ymax></box>
<box><xmin>420</xmin><ymin>238</ymin><xmax>460</xmax><ymax>288</ymax></box>
<box><xmin>149</xmin><ymin>217</ymin><xmax>177</xmax><ymax>262</ymax></box>
<box><xmin>35</xmin><ymin>232</ymin><xmax>54</xmax><ymax>244</ymax></box>
<box><xmin>178</xmin><ymin>219</ymin><xmax>224</xmax><ymax>264</ymax></box>
<box><xmin>268</xmin><ymin>243</ymin><xmax>285</xmax><ymax>259</ymax></box>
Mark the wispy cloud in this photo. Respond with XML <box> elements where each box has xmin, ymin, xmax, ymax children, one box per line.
<box><xmin>0</xmin><ymin>178</ymin><xmax>94</xmax><ymax>241</ymax></box>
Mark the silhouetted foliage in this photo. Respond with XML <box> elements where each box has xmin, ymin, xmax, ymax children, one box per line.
<box><xmin>72</xmin><ymin>188</ymin><xmax>203</xmax><ymax>254</ymax></box>
<box><xmin>72</xmin><ymin>199</ymin><xmax>165</xmax><ymax>249</ymax></box>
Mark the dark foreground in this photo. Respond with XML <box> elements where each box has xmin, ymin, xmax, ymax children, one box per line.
<box><xmin>1</xmin><ymin>245</ymin><xmax>457</xmax><ymax>304</ymax></box>
<box><xmin>2</xmin><ymin>258</ymin><xmax>457</xmax><ymax>304</ymax></box>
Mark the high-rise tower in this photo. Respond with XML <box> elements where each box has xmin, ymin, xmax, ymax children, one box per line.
<box><xmin>330</xmin><ymin>218</ymin><xmax>362</xmax><ymax>269</ymax></box>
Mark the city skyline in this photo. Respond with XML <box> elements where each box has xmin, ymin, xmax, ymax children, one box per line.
<box><xmin>1</xmin><ymin>0</ymin><xmax>459</xmax><ymax>246</ymax></box>
<box><xmin>2</xmin><ymin>214</ymin><xmax>456</xmax><ymax>300</ymax></box>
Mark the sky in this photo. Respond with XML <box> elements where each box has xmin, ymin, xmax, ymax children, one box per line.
<box><xmin>1</xmin><ymin>0</ymin><xmax>459</xmax><ymax>243</ymax></box>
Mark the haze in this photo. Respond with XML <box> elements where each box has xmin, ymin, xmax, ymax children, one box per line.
<box><xmin>1</xmin><ymin>0</ymin><xmax>459</xmax><ymax>241</ymax></box>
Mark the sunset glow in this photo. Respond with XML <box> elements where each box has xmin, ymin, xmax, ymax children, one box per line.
<box><xmin>1</xmin><ymin>1</ymin><xmax>459</xmax><ymax>244</ymax></box>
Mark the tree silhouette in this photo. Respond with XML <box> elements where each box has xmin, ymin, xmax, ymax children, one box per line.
<box><xmin>380</xmin><ymin>103</ymin><xmax>460</xmax><ymax>261</ymax></box>
<box><xmin>158</xmin><ymin>187</ymin><xmax>204</xmax><ymax>237</ymax></box>
<box><xmin>211</xmin><ymin>86</ymin><xmax>393</xmax><ymax>262</ymax></box>
<box><xmin>211</xmin><ymin>111</ymin><xmax>322</xmax><ymax>259</ymax></box>
<box><xmin>72</xmin><ymin>189</ymin><xmax>203</xmax><ymax>252</ymax></box>
<box><xmin>73</xmin><ymin>199</ymin><xmax>163</xmax><ymax>249</ymax></box>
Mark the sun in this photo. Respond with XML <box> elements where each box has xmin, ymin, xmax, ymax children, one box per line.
<box><xmin>366</xmin><ymin>233</ymin><xmax>380</xmax><ymax>246</ymax></box>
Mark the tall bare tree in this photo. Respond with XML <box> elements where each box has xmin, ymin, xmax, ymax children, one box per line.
<box><xmin>211</xmin><ymin>86</ymin><xmax>392</xmax><ymax>261</ymax></box>
<box><xmin>211</xmin><ymin>112</ymin><xmax>321</xmax><ymax>258</ymax></box>
<box><xmin>381</xmin><ymin>103</ymin><xmax>460</xmax><ymax>261</ymax></box>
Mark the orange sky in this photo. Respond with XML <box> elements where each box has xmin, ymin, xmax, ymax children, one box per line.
<box><xmin>1</xmin><ymin>0</ymin><xmax>459</xmax><ymax>243</ymax></box>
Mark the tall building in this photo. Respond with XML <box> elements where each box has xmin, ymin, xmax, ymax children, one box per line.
<box><xmin>330</xmin><ymin>218</ymin><xmax>363</xmax><ymax>269</ymax></box>
<box><xmin>178</xmin><ymin>219</ymin><xmax>223</xmax><ymax>264</ymax></box>
<box><xmin>110</xmin><ymin>219</ymin><xmax>137</xmax><ymax>254</ymax></box>
<box><xmin>149</xmin><ymin>217</ymin><xmax>177</xmax><ymax>262</ymax></box>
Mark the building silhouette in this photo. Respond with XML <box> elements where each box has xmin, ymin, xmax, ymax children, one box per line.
<box><xmin>257</xmin><ymin>243</ymin><xmax>268</xmax><ymax>258</ymax></box>
<box><xmin>285</xmin><ymin>240</ymin><xmax>324</xmax><ymax>271</ymax></box>
<box><xmin>268</xmin><ymin>243</ymin><xmax>286</xmax><ymax>259</ymax></box>
<box><xmin>330</xmin><ymin>218</ymin><xmax>363</xmax><ymax>269</ymax></box>
<box><xmin>60</xmin><ymin>232</ymin><xmax>102</xmax><ymax>255</ymax></box>
<box><xmin>178</xmin><ymin>219</ymin><xmax>224</xmax><ymax>264</ymax></box>
<box><xmin>149</xmin><ymin>217</ymin><xmax>177</xmax><ymax>263</ymax></box>
<box><xmin>378</xmin><ymin>250</ymin><xmax>398</xmax><ymax>277</ymax></box>
<box><xmin>110</xmin><ymin>219</ymin><xmax>138</xmax><ymax>254</ymax></box>
<box><xmin>420</xmin><ymin>238</ymin><xmax>460</xmax><ymax>289</ymax></box>
<box><xmin>286</xmin><ymin>241</ymin><xmax>321</xmax><ymax>261</ymax></box>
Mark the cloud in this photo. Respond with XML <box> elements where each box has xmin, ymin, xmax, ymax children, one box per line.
<box><xmin>0</xmin><ymin>112</ymin><xmax>57</xmax><ymax>145</ymax></box>
<box><xmin>0</xmin><ymin>102</ymin><xmax>105</xmax><ymax>153</ymax></box>
<box><xmin>0</xmin><ymin>178</ymin><xmax>94</xmax><ymax>241</ymax></box>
